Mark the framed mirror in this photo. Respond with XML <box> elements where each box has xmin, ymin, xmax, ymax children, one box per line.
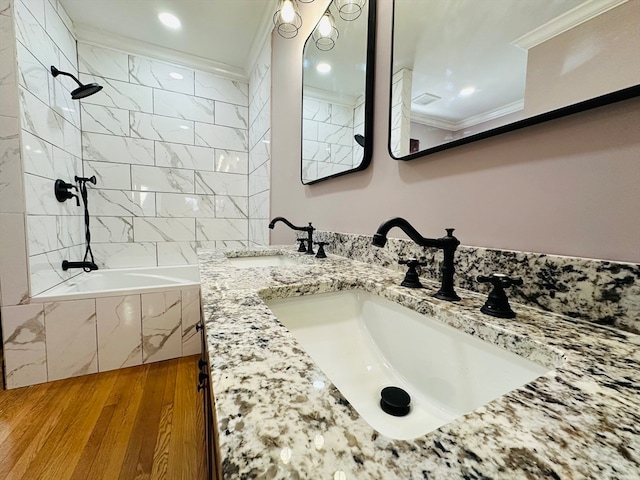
<box><xmin>389</xmin><ymin>0</ymin><xmax>640</xmax><ymax>160</ymax></box>
<box><xmin>301</xmin><ymin>0</ymin><xmax>376</xmax><ymax>184</ymax></box>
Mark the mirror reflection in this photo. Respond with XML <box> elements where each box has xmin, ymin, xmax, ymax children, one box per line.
<box><xmin>390</xmin><ymin>0</ymin><xmax>640</xmax><ymax>159</ymax></box>
<box><xmin>302</xmin><ymin>0</ymin><xmax>373</xmax><ymax>184</ymax></box>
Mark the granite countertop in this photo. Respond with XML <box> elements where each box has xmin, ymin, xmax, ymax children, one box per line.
<box><xmin>198</xmin><ymin>246</ymin><xmax>640</xmax><ymax>479</ymax></box>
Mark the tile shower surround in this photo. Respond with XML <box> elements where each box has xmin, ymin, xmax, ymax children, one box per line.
<box><xmin>316</xmin><ymin>231</ymin><xmax>640</xmax><ymax>334</ymax></box>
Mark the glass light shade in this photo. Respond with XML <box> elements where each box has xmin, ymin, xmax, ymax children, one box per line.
<box><xmin>312</xmin><ymin>11</ymin><xmax>338</xmax><ymax>51</ymax></box>
<box><xmin>335</xmin><ymin>0</ymin><xmax>366</xmax><ymax>21</ymax></box>
<box><xmin>274</xmin><ymin>0</ymin><xmax>303</xmax><ymax>38</ymax></box>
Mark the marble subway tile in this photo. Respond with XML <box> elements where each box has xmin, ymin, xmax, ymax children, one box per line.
<box><xmin>50</xmin><ymin>71</ymin><xmax>81</xmax><ymax>128</ymax></box>
<box><xmin>14</xmin><ymin>1</ymin><xmax>59</xmax><ymax>70</ymax></box>
<box><xmin>215</xmin><ymin>195</ymin><xmax>248</xmax><ymax>219</ymax></box>
<box><xmin>301</xmin><ymin>160</ymin><xmax>318</xmax><ymax>184</ymax></box>
<box><xmin>196</xmin><ymin>218</ymin><xmax>248</xmax><ymax>241</ymax></box>
<box><xmin>330</xmin><ymin>104</ymin><xmax>354</xmax><ymax>127</ymax></box>
<box><xmin>154</xmin><ymin>89</ymin><xmax>214</xmax><ymax>124</ymax></box>
<box><xmin>84</xmin><ymin>160</ymin><xmax>132</xmax><ymax>190</ymax></box>
<box><xmin>249</xmin><ymin>42</ymin><xmax>270</xmax><ymax>98</ymax></box>
<box><xmin>82</xmin><ymin>132</ymin><xmax>154</xmax><ymax>165</ymax></box>
<box><xmin>130</xmin><ymin>111</ymin><xmax>194</xmax><ymax>144</ymax></box>
<box><xmin>133</xmin><ymin>217</ymin><xmax>195</xmax><ymax>242</ymax></box>
<box><xmin>157</xmin><ymin>242</ymin><xmax>198</xmax><ymax>266</ymax></box>
<box><xmin>317</xmin><ymin>161</ymin><xmax>350</xmax><ymax>178</ymax></box>
<box><xmin>214</xmin><ymin>239</ymin><xmax>247</xmax><ymax>249</ymax></box>
<box><xmin>215</xmin><ymin>101</ymin><xmax>248</xmax><ymax>129</ymax></box>
<box><xmin>181</xmin><ymin>288</ymin><xmax>201</xmax><ymax>356</ymax></box>
<box><xmin>195</xmin><ymin>171</ymin><xmax>247</xmax><ymax>196</ymax></box>
<box><xmin>129</xmin><ymin>56</ymin><xmax>194</xmax><ymax>95</ymax></box>
<box><xmin>195</xmin><ymin>71</ymin><xmax>248</xmax><ymax>106</ymax></box>
<box><xmin>248</xmin><ymin>161</ymin><xmax>269</xmax><ymax>196</ymax></box>
<box><xmin>331</xmin><ymin>144</ymin><xmax>353</xmax><ymax>165</ymax></box>
<box><xmin>0</xmin><ymin>118</ymin><xmax>24</xmax><ymax>214</ymax></box>
<box><xmin>248</xmin><ymin>132</ymin><xmax>270</xmax><ymax>174</ymax></box>
<box><xmin>303</xmin><ymin>97</ymin><xmax>331</xmax><ymax>122</ymax></box>
<box><xmin>248</xmin><ymin>99</ymin><xmax>269</xmax><ymax>150</ymax></box>
<box><xmin>52</xmin><ymin>144</ymin><xmax>81</xmax><ymax>180</ymax></box>
<box><xmin>0</xmin><ymin>15</ymin><xmax>18</xmax><ymax>117</ymax></box>
<box><xmin>249</xmin><ymin>70</ymin><xmax>269</xmax><ymax>121</ymax></box>
<box><xmin>80</xmin><ymin>74</ymin><xmax>153</xmax><ymax>113</ymax></box>
<box><xmin>20</xmin><ymin>87</ymin><xmax>65</xmax><ymax>150</ymax></box>
<box><xmin>318</xmin><ymin>123</ymin><xmax>353</xmax><ymax>146</ymax></box>
<box><xmin>131</xmin><ymin>164</ymin><xmax>194</xmax><ymax>194</ymax></box>
<box><xmin>96</xmin><ymin>295</ymin><xmax>142</xmax><ymax>372</ymax></box>
<box><xmin>15</xmin><ymin>42</ymin><xmax>49</xmax><ymax>106</ymax></box>
<box><xmin>142</xmin><ymin>291</ymin><xmax>182</xmax><ymax>363</ymax></box>
<box><xmin>0</xmin><ymin>213</ymin><xmax>30</xmax><ymax>306</ymax></box>
<box><xmin>302</xmin><ymin>139</ymin><xmax>330</xmax><ymax>162</ymax></box>
<box><xmin>27</xmin><ymin>215</ymin><xmax>57</xmax><ymax>255</ymax></box>
<box><xmin>92</xmin><ymin>216</ymin><xmax>134</xmax><ymax>243</ymax></box>
<box><xmin>2</xmin><ymin>304</ymin><xmax>47</xmax><ymax>388</ymax></box>
<box><xmin>248</xmin><ymin>218</ymin><xmax>269</xmax><ymax>246</ymax></box>
<box><xmin>56</xmin><ymin>214</ymin><xmax>84</xmax><ymax>248</ymax></box>
<box><xmin>91</xmin><ymin>189</ymin><xmax>156</xmax><ymax>217</ymax></box>
<box><xmin>92</xmin><ymin>242</ymin><xmax>157</xmax><ymax>269</ymax></box>
<box><xmin>29</xmin><ymin>247</ymin><xmax>74</xmax><ymax>296</ymax></box>
<box><xmin>45</xmin><ymin>299</ymin><xmax>98</xmax><ymax>381</ymax></box>
<box><xmin>21</xmin><ymin>0</ymin><xmax>46</xmax><ymax>25</ymax></box>
<box><xmin>155</xmin><ymin>141</ymin><xmax>214</xmax><ymax>171</ymax></box>
<box><xmin>248</xmin><ymin>190</ymin><xmax>269</xmax><ymax>219</ymax></box>
<box><xmin>78</xmin><ymin>43</ymin><xmax>129</xmax><ymax>81</ymax></box>
<box><xmin>62</xmin><ymin>116</ymin><xmax>81</xmax><ymax>158</ymax></box>
<box><xmin>195</xmin><ymin>123</ymin><xmax>248</xmax><ymax>151</ymax></box>
<box><xmin>302</xmin><ymin>119</ymin><xmax>318</xmax><ymax>141</ymax></box>
<box><xmin>215</xmin><ymin>149</ymin><xmax>248</xmax><ymax>175</ymax></box>
<box><xmin>43</xmin><ymin>0</ymin><xmax>76</xmax><ymax>66</ymax></box>
<box><xmin>81</xmin><ymin>104</ymin><xmax>129</xmax><ymax>136</ymax></box>
<box><xmin>156</xmin><ymin>193</ymin><xmax>216</xmax><ymax>218</ymax></box>
<box><xmin>25</xmin><ymin>173</ymin><xmax>74</xmax><ymax>215</ymax></box>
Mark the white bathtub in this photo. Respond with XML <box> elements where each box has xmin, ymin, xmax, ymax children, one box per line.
<box><xmin>31</xmin><ymin>265</ymin><xmax>201</xmax><ymax>302</ymax></box>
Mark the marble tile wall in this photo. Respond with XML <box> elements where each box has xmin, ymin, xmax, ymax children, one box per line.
<box><xmin>389</xmin><ymin>68</ymin><xmax>412</xmax><ymax>158</ymax></box>
<box><xmin>11</xmin><ymin>0</ymin><xmax>84</xmax><ymax>297</ymax></box>
<box><xmin>2</xmin><ymin>287</ymin><xmax>201</xmax><ymax>388</ymax></box>
<box><xmin>248</xmin><ymin>40</ymin><xmax>271</xmax><ymax>246</ymax></box>
<box><xmin>316</xmin><ymin>231</ymin><xmax>640</xmax><ymax>335</ymax></box>
<box><xmin>302</xmin><ymin>95</ymin><xmax>363</xmax><ymax>183</ymax></box>
<box><xmin>78</xmin><ymin>42</ymin><xmax>252</xmax><ymax>267</ymax></box>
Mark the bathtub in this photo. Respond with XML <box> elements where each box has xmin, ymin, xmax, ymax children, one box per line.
<box><xmin>6</xmin><ymin>265</ymin><xmax>204</xmax><ymax>389</ymax></box>
<box><xmin>32</xmin><ymin>265</ymin><xmax>201</xmax><ymax>302</ymax></box>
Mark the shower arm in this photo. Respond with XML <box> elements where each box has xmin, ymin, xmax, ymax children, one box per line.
<box><xmin>50</xmin><ymin>66</ymin><xmax>83</xmax><ymax>88</ymax></box>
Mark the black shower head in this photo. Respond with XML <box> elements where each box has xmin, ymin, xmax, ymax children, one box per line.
<box><xmin>354</xmin><ymin>134</ymin><xmax>365</xmax><ymax>147</ymax></box>
<box><xmin>50</xmin><ymin>65</ymin><xmax>103</xmax><ymax>100</ymax></box>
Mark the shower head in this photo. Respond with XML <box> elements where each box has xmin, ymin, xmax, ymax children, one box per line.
<box><xmin>50</xmin><ymin>66</ymin><xmax>103</xmax><ymax>100</ymax></box>
<box><xmin>354</xmin><ymin>134</ymin><xmax>365</xmax><ymax>147</ymax></box>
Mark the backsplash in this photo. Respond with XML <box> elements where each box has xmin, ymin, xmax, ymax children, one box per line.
<box><xmin>316</xmin><ymin>231</ymin><xmax>640</xmax><ymax>334</ymax></box>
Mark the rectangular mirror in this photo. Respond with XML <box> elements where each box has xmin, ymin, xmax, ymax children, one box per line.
<box><xmin>389</xmin><ymin>0</ymin><xmax>640</xmax><ymax>160</ymax></box>
<box><xmin>302</xmin><ymin>0</ymin><xmax>376</xmax><ymax>184</ymax></box>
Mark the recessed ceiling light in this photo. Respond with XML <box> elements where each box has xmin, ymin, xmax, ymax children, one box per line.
<box><xmin>158</xmin><ymin>12</ymin><xmax>181</xmax><ymax>29</ymax></box>
<box><xmin>460</xmin><ymin>87</ymin><xmax>476</xmax><ymax>96</ymax></box>
<box><xmin>316</xmin><ymin>63</ymin><xmax>331</xmax><ymax>74</ymax></box>
<box><xmin>169</xmin><ymin>72</ymin><xmax>183</xmax><ymax>80</ymax></box>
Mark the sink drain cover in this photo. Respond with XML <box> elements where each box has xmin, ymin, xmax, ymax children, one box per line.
<box><xmin>380</xmin><ymin>386</ymin><xmax>411</xmax><ymax>416</ymax></box>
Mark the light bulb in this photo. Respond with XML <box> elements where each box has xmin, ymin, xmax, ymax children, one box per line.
<box><xmin>280</xmin><ymin>0</ymin><xmax>295</xmax><ymax>23</ymax></box>
<box><xmin>318</xmin><ymin>15</ymin><xmax>332</xmax><ymax>37</ymax></box>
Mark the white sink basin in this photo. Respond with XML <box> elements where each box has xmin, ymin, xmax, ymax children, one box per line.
<box><xmin>226</xmin><ymin>254</ymin><xmax>300</xmax><ymax>268</ymax></box>
<box><xmin>264</xmin><ymin>289</ymin><xmax>551</xmax><ymax>440</ymax></box>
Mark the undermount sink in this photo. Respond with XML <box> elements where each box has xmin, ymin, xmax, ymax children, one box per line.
<box><xmin>264</xmin><ymin>289</ymin><xmax>551</xmax><ymax>440</ymax></box>
<box><xmin>226</xmin><ymin>254</ymin><xmax>300</xmax><ymax>268</ymax></box>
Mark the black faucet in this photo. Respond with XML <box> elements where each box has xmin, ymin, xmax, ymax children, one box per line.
<box><xmin>268</xmin><ymin>217</ymin><xmax>315</xmax><ymax>255</ymax></box>
<box><xmin>372</xmin><ymin>217</ymin><xmax>460</xmax><ymax>301</ymax></box>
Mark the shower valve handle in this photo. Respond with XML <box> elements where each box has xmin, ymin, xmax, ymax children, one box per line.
<box><xmin>54</xmin><ymin>179</ymin><xmax>80</xmax><ymax>206</ymax></box>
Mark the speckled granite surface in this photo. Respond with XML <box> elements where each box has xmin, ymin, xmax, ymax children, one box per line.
<box><xmin>199</xmin><ymin>246</ymin><xmax>640</xmax><ymax>479</ymax></box>
<box><xmin>316</xmin><ymin>231</ymin><xmax>640</xmax><ymax>334</ymax></box>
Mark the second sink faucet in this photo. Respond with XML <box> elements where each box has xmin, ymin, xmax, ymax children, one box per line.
<box><xmin>372</xmin><ymin>217</ymin><xmax>460</xmax><ymax>301</ymax></box>
<box><xmin>268</xmin><ymin>216</ymin><xmax>315</xmax><ymax>255</ymax></box>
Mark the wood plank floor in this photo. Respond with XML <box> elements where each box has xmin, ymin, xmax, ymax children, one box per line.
<box><xmin>0</xmin><ymin>355</ymin><xmax>207</xmax><ymax>480</ymax></box>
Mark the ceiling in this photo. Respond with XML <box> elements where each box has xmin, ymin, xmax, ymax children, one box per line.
<box><xmin>59</xmin><ymin>0</ymin><xmax>277</xmax><ymax>77</ymax></box>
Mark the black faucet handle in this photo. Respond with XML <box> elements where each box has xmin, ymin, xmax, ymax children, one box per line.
<box><xmin>398</xmin><ymin>258</ymin><xmax>427</xmax><ymax>289</ymax></box>
<box><xmin>314</xmin><ymin>242</ymin><xmax>327</xmax><ymax>258</ymax></box>
<box><xmin>398</xmin><ymin>257</ymin><xmax>427</xmax><ymax>268</ymax></box>
<box><xmin>477</xmin><ymin>274</ymin><xmax>523</xmax><ymax>318</ymax></box>
<box><xmin>296</xmin><ymin>238</ymin><xmax>307</xmax><ymax>252</ymax></box>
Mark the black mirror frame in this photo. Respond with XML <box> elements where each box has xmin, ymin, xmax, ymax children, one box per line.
<box><xmin>387</xmin><ymin>0</ymin><xmax>640</xmax><ymax>162</ymax></box>
<box><xmin>301</xmin><ymin>0</ymin><xmax>377</xmax><ymax>185</ymax></box>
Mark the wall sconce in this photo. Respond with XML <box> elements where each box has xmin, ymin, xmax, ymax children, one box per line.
<box><xmin>274</xmin><ymin>0</ymin><xmax>315</xmax><ymax>39</ymax></box>
<box><xmin>335</xmin><ymin>0</ymin><xmax>366</xmax><ymax>21</ymax></box>
<box><xmin>312</xmin><ymin>9</ymin><xmax>339</xmax><ymax>51</ymax></box>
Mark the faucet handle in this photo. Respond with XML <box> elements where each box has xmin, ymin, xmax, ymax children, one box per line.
<box><xmin>477</xmin><ymin>274</ymin><xmax>523</xmax><ymax>318</ymax></box>
<box><xmin>314</xmin><ymin>241</ymin><xmax>327</xmax><ymax>258</ymax></box>
<box><xmin>296</xmin><ymin>237</ymin><xmax>307</xmax><ymax>252</ymax></box>
<box><xmin>398</xmin><ymin>258</ymin><xmax>427</xmax><ymax>268</ymax></box>
<box><xmin>398</xmin><ymin>258</ymin><xmax>427</xmax><ymax>289</ymax></box>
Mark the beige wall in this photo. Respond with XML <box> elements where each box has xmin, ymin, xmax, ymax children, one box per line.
<box><xmin>271</xmin><ymin>0</ymin><xmax>640</xmax><ymax>263</ymax></box>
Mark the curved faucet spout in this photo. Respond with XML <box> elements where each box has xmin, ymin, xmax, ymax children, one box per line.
<box><xmin>268</xmin><ymin>216</ymin><xmax>316</xmax><ymax>254</ymax></box>
<box><xmin>372</xmin><ymin>217</ymin><xmax>460</xmax><ymax>301</ymax></box>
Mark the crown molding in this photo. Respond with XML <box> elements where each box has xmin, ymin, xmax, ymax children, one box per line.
<box><xmin>303</xmin><ymin>86</ymin><xmax>358</xmax><ymax>108</ymax></box>
<box><xmin>74</xmin><ymin>23</ymin><xmax>247</xmax><ymax>81</ymax></box>
<box><xmin>412</xmin><ymin>99</ymin><xmax>524</xmax><ymax>131</ymax></box>
<box><xmin>512</xmin><ymin>0</ymin><xmax>627</xmax><ymax>50</ymax></box>
<box><xmin>244</xmin><ymin>0</ymin><xmax>278</xmax><ymax>76</ymax></box>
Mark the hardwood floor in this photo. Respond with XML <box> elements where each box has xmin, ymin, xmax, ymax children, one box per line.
<box><xmin>0</xmin><ymin>356</ymin><xmax>207</xmax><ymax>480</ymax></box>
